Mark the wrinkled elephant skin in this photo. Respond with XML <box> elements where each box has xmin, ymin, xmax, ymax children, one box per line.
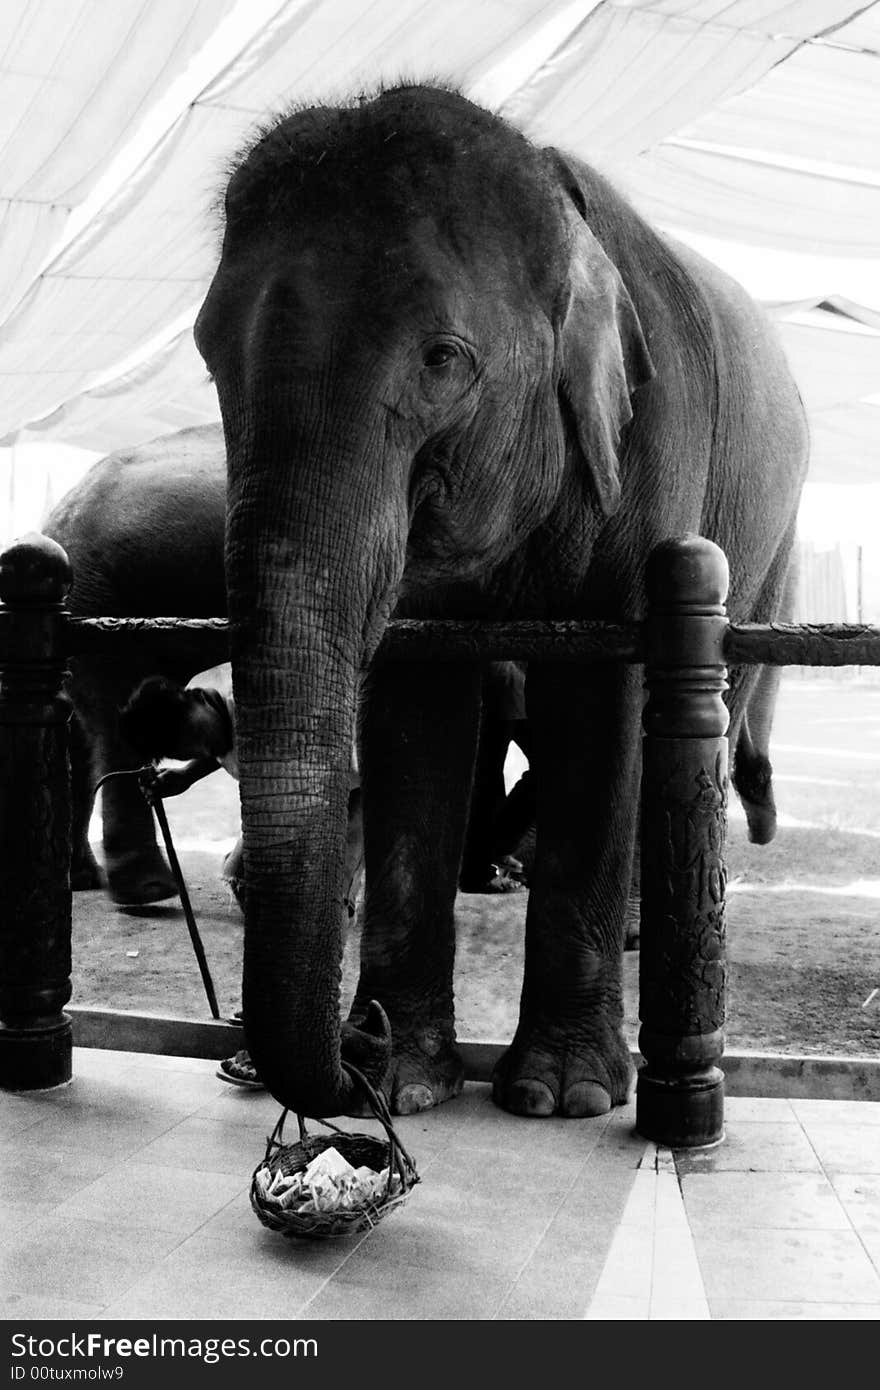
<box><xmin>44</xmin><ymin>426</ymin><xmax>229</xmax><ymax>903</ymax></box>
<box><xmin>192</xmin><ymin>84</ymin><xmax>809</xmax><ymax>1121</ymax></box>
<box><xmin>45</xmin><ymin>430</ymin><xmax>523</xmax><ymax>908</ymax></box>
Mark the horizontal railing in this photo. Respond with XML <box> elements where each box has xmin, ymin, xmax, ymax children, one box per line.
<box><xmin>67</xmin><ymin>614</ymin><xmax>880</xmax><ymax>666</ymax></box>
<box><xmin>2</xmin><ymin>530</ymin><xmax>879</xmax><ymax>1149</ymax></box>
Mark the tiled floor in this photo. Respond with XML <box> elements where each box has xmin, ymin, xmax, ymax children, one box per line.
<box><xmin>2</xmin><ymin>1048</ymin><xmax>880</xmax><ymax>1321</ymax></box>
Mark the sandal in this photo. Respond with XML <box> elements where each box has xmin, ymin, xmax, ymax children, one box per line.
<box><xmin>217</xmin><ymin>1049</ymin><xmax>264</xmax><ymax>1089</ymax></box>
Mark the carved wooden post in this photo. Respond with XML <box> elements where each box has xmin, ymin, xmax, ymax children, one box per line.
<box><xmin>636</xmin><ymin>535</ymin><xmax>730</xmax><ymax>1147</ymax></box>
<box><xmin>0</xmin><ymin>533</ymin><xmax>74</xmax><ymax>1089</ymax></box>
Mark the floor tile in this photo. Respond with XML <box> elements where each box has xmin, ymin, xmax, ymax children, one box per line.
<box><xmin>0</xmin><ymin>1146</ymin><xmax>121</xmax><ymax>1209</ymax></box>
<box><xmin>192</xmin><ymin>1087</ymin><xmax>290</xmax><ymax>1124</ymax></box>
<box><xmin>651</xmin><ymin>1228</ymin><xmax>707</xmax><ymax>1305</ymax></box>
<box><xmin>198</xmin><ymin>1185</ymin><xmax>268</xmax><ymax>1240</ymax></box>
<box><xmin>0</xmin><ymin>1096</ymin><xmax>58</xmax><ymax>1138</ymax></box>
<box><xmin>421</xmin><ymin>1141</ymin><xmax>586</xmax><ymax>1194</ymax></box>
<box><xmin>585</xmin><ymin>1294</ymin><xmax>649</xmax><ymax>1320</ymax></box>
<box><xmin>0</xmin><ymin>1107</ymin><xmax>178</xmax><ymax>1163</ymax></box>
<box><xmin>586</xmin><ymin>1154</ymin><xmax>710</xmax><ymax>1319</ymax></box>
<box><xmin>799</xmin><ymin>1124</ymin><xmax>880</xmax><ymax>1176</ymax></box>
<box><xmin>119</xmin><ymin>1065</ymin><xmax>232</xmax><ymax>1111</ymax></box>
<box><xmin>132</xmin><ymin>1114</ymin><xmax>272</xmax><ymax>1176</ymax></box>
<box><xmin>591</xmin><ymin>1223</ymin><xmax>654</xmax><ymax>1300</ymax></box>
<box><xmin>831</xmin><ymin>1172</ymin><xmax>880</xmax><ymax>1235</ymax></box>
<box><xmin>0</xmin><ymin>1214</ymin><xmax>185</xmax><ymax>1306</ymax></box>
<box><xmin>102</xmin><ymin>1226</ymin><xmax>356</xmax><ymax>1320</ymax></box>
<box><xmin>393</xmin><ymin>1175</ymin><xmax>563</xmax><ymax>1224</ymax></box>
<box><xmin>1</xmin><ymin>1294</ymin><xmax>108</xmax><ymax>1320</ymax></box>
<box><xmin>305</xmin><ymin>1283</ymin><xmax>509</xmax><ymax>1320</ymax></box>
<box><xmin>52</xmin><ymin>1160</ymin><xmax>247</xmax><ymax>1234</ymax></box>
<box><xmin>709</xmin><ymin>1299</ymin><xmax>880</xmax><ymax>1320</ymax></box>
<box><xmin>0</xmin><ymin>1200</ymin><xmax>45</xmax><ymax>1238</ymax></box>
<box><xmin>693</xmin><ymin>1226</ymin><xmax>880</xmax><ymax>1304</ymax></box>
<box><xmin>830</xmin><ymin>1173</ymin><xmax>880</xmax><ymax>1268</ymax></box>
<box><xmin>303</xmin><ymin>1258</ymin><xmax>514</xmax><ymax>1320</ymax></box>
<box><xmin>521</xmin><ymin>1163</ymin><xmax>640</xmax><ymax>1252</ymax></box>
<box><xmin>654</xmin><ymin>1171</ymin><xmax>692</xmax><ymax>1231</ymax></box>
<box><xmin>72</xmin><ymin>1049</ymin><xmax>140</xmax><ymax>1073</ymax></box>
<box><xmin>617</xmin><ymin>1168</ymin><xmax>655</xmax><ymax>1225</ymax></box>
<box><xmin>649</xmin><ymin>1297</ymin><xmax>711</xmax><ymax>1320</ymax></box>
<box><xmin>496</xmin><ymin>1272</ymin><xmax>595</xmax><ymax>1320</ymax></box>
<box><xmin>675</xmin><ymin>1121</ymin><xmax>823</xmax><ymax>1174</ymax></box>
<box><xmin>682</xmin><ymin>1170</ymin><xmax>852</xmax><ymax>1230</ymax></box>
<box><xmin>3</xmin><ymin>1046</ymin><xmax>879</xmax><ymax>1321</ymax></box>
<box><xmin>791</xmin><ymin>1099</ymin><xmax>880</xmax><ymax>1128</ymax></box>
<box><xmin>723</xmin><ymin>1097</ymin><xmax>797</xmax><ymax>1124</ymax></box>
<box><xmin>338</xmin><ymin>1203</ymin><xmax>552</xmax><ymax>1275</ymax></box>
<box><xmin>499</xmin><ymin>1186</ymin><xmax>635</xmax><ymax>1319</ymax></box>
<box><xmin>120</xmin><ymin>1052</ymin><xmax>212</xmax><ymax>1075</ymax></box>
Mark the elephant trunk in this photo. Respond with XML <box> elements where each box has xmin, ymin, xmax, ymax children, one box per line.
<box><xmin>226</xmin><ymin>428</ymin><xmax>405</xmax><ymax>1116</ymax></box>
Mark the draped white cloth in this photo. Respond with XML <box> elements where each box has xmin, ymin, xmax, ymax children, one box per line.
<box><xmin>0</xmin><ymin>0</ymin><xmax>241</xmax><ymax>323</ymax></box>
<box><xmin>0</xmin><ymin>0</ymin><xmax>877</xmax><ymax>486</ymax></box>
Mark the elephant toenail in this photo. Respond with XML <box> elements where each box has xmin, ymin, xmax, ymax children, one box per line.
<box><xmin>504</xmin><ymin>1080</ymin><xmax>556</xmax><ymax>1117</ymax></box>
<box><xmin>561</xmin><ymin>1081</ymin><xmax>612</xmax><ymax>1117</ymax></box>
<box><xmin>394</xmin><ymin>1084</ymin><xmax>435</xmax><ymax>1114</ymax></box>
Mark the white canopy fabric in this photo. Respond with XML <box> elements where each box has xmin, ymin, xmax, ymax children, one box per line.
<box><xmin>0</xmin><ymin>0</ymin><xmax>878</xmax><ymax>488</ymax></box>
<box><xmin>0</xmin><ymin>0</ymin><xmax>241</xmax><ymax>323</ymax></box>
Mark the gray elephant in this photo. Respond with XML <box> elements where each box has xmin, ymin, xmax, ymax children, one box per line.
<box><xmin>44</xmin><ymin>422</ymin><xmax>785</xmax><ymax>913</ymax></box>
<box><xmin>195</xmin><ymin>84</ymin><xmax>808</xmax><ymax>1121</ymax></box>
<box><xmin>43</xmin><ymin>424</ymin><xmax>229</xmax><ymax>903</ymax></box>
<box><xmin>44</xmin><ymin>426</ymin><xmax>526</xmax><ymax>904</ymax></box>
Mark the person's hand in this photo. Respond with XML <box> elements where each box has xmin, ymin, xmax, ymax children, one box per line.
<box><xmin>137</xmin><ymin>766</ymin><xmax>192</xmax><ymax>802</ymax></box>
<box><xmin>151</xmin><ymin>767</ymin><xmax>195</xmax><ymax>799</ymax></box>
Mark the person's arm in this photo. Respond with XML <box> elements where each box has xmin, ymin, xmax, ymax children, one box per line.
<box><xmin>143</xmin><ymin>757</ymin><xmax>220</xmax><ymax>800</ymax></box>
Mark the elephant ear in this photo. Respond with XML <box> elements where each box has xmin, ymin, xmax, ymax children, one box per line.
<box><xmin>551</xmin><ymin>155</ymin><xmax>655</xmax><ymax>517</ymax></box>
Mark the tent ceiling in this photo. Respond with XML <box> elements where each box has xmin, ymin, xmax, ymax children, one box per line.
<box><xmin>0</xmin><ymin>0</ymin><xmax>878</xmax><ymax>487</ymax></box>
<box><xmin>0</xmin><ymin>0</ymin><xmax>241</xmax><ymax>322</ymax></box>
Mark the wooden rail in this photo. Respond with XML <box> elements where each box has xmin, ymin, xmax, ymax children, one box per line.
<box><xmin>2</xmin><ymin>531</ymin><xmax>879</xmax><ymax>1147</ymax></box>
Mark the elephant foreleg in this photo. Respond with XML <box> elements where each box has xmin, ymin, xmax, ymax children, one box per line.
<box><xmin>99</xmin><ymin>773</ymin><xmax>178</xmax><ymax>905</ymax></box>
<box><xmin>69</xmin><ymin>710</ymin><xmax>103</xmax><ymax>890</ymax></box>
<box><xmin>458</xmin><ymin>693</ymin><xmax>516</xmax><ymax>891</ymax></box>
<box><xmin>730</xmin><ymin>663</ymin><xmax>781</xmax><ymax>845</ymax></box>
<box><xmin>729</xmin><ymin>541</ymin><xmax>795</xmax><ymax>845</ymax></box>
<box><xmin>351</xmin><ymin>660</ymin><xmax>482</xmax><ymax>1114</ymax></box>
<box><xmin>68</xmin><ymin>656</ymin><xmax>178</xmax><ymax>905</ymax></box>
<box><xmin>493</xmin><ymin>662</ymin><xmax>639</xmax><ymax>1118</ymax></box>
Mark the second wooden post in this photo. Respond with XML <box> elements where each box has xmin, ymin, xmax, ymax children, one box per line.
<box><xmin>636</xmin><ymin>535</ymin><xmax>730</xmax><ymax>1147</ymax></box>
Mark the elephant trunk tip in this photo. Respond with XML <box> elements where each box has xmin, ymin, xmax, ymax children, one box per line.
<box><xmin>247</xmin><ymin>999</ymin><xmax>394</xmax><ymax>1120</ymax></box>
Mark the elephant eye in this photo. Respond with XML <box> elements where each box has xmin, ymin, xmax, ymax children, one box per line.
<box><xmin>422</xmin><ymin>343</ymin><xmax>458</xmax><ymax>369</ymax></box>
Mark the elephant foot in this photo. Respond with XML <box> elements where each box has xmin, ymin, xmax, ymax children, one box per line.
<box><xmin>492</xmin><ymin>1023</ymin><xmax>634</xmax><ymax>1118</ymax></box>
<box><xmin>388</xmin><ymin>1042</ymin><xmax>465</xmax><ymax>1114</ymax></box>
<box><xmin>460</xmin><ymin>855</ymin><xmax>527</xmax><ymax>895</ymax></box>
<box><xmin>104</xmin><ymin>849</ymin><xmax>178</xmax><ymax>906</ymax></box>
<box><xmin>741</xmin><ymin>796</ymin><xmax>777</xmax><ymax>846</ymax></box>
<box><xmin>344</xmin><ymin>1012</ymin><xmax>464</xmax><ymax>1116</ymax></box>
<box><xmin>222</xmin><ymin>838</ymin><xmax>243</xmax><ymax>881</ymax></box>
<box><xmin>733</xmin><ymin>756</ymin><xmax>777</xmax><ymax>845</ymax></box>
<box><xmin>224</xmin><ymin>875</ymin><xmax>246</xmax><ymax>910</ymax></box>
<box><xmin>71</xmin><ymin>844</ymin><xmax>104</xmax><ymax>892</ymax></box>
<box><xmin>222</xmin><ymin>838</ymin><xmax>246</xmax><ymax>909</ymax></box>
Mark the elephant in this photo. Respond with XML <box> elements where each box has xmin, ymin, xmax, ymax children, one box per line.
<box><xmin>194</xmin><ymin>83</ymin><xmax>809</xmax><ymax>1122</ymax></box>
<box><xmin>462</xmin><ymin>582</ymin><xmax>797</xmax><ymax>897</ymax></box>
<box><xmin>44</xmin><ymin>423</ymin><xmax>785</xmax><ymax>915</ymax></box>
<box><xmin>43</xmin><ymin>425</ymin><xmax>528</xmax><ymax>904</ymax></box>
<box><xmin>43</xmin><ymin>424</ymin><xmax>230</xmax><ymax>903</ymax></box>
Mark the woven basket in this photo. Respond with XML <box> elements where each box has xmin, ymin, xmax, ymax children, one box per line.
<box><xmin>250</xmin><ymin>1064</ymin><xmax>419</xmax><ymax>1239</ymax></box>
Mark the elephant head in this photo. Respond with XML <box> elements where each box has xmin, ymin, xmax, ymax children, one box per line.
<box><xmin>195</xmin><ymin>85</ymin><xmax>654</xmax><ymax>1116</ymax></box>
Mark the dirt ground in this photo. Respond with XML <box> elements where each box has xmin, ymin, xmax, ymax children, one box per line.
<box><xmin>70</xmin><ymin>671</ymin><xmax>880</xmax><ymax>1059</ymax></box>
